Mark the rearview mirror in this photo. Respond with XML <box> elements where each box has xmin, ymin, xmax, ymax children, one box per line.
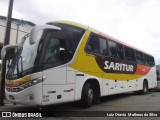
<box><xmin>1</xmin><ymin>44</ymin><xmax>18</xmax><ymax>60</ymax></box>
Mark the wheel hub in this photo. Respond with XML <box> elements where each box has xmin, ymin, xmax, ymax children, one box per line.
<box><xmin>88</xmin><ymin>88</ymin><xmax>94</xmax><ymax>103</ymax></box>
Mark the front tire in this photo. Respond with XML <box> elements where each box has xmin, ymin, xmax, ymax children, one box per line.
<box><xmin>81</xmin><ymin>83</ymin><xmax>94</xmax><ymax>108</ymax></box>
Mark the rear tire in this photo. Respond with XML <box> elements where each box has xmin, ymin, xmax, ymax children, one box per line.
<box><xmin>81</xmin><ymin>83</ymin><xmax>94</xmax><ymax>108</ymax></box>
<box><xmin>141</xmin><ymin>81</ymin><xmax>148</xmax><ymax>95</ymax></box>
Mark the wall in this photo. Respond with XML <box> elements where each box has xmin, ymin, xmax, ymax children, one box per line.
<box><xmin>0</xmin><ymin>16</ymin><xmax>35</xmax><ymax>45</ymax></box>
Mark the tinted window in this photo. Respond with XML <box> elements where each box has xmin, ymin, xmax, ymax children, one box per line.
<box><xmin>48</xmin><ymin>23</ymin><xmax>84</xmax><ymax>59</ymax></box>
<box><xmin>108</xmin><ymin>41</ymin><xmax>117</xmax><ymax>58</ymax></box>
<box><xmin>43</xmin><ymin>32</ymin><xmax>66</xmax><ymax>69</ymax></box>
<box><xmin>86</xmin><ymin>33</ymin><xmax>108</xmax><ymax>56</ymax></box>
<box><xmin>150</xmin><ymin>56</ymin><xmax>155</xmax><ymax>66</ymax></box>
<box><xmin>136</xmin><ymin>51</ymin><xmax>144</xmax><ymax>64</ymax></box>
<box><xmin>144</xmin><ymin>54</ymin><xmax>150</xmax><ymax>66</ymax></box>
<box><xmin>108</xmin><ymin>40</ymin><xmax>124</xmax><ymax>59</ymax></box>
<box><xmin>117</xmin><ymin>44</ymin><xmax>124</xmax><ymax>59</ymax></box>
<box><xmin>124</xmin><ymin>47</ymin><xmax>135</xmax><ymax>62</ymax></box>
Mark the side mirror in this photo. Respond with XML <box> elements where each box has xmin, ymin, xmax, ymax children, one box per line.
<box><xmin>1</xmin><ymin>44</ymin><xmax>18</xmax><ymax>60</ymax></box>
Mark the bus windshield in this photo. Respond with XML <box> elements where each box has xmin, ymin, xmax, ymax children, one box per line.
<box><xmin>7</xmin><ymin>32</ymin><xmax>43</xmax><ymax>80</ymax></box>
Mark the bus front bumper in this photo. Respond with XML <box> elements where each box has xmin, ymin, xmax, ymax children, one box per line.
<box><xmin>5</xmin><ymin>83</ymin><xmax>42</xmax><ymax>106</ymax></box>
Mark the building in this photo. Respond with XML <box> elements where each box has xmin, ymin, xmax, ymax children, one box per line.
<box><xmin>0</xmin><ymin>15</ymin><xmax>35</xmax><ymax>54</ymax></box>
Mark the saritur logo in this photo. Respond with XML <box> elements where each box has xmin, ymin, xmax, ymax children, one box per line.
<box><xmin>95</xmin><ymin>56</ymin><xmax>137</xmax><ymax>74</ymax></box>
<box><xmin>104</xmin><ymin>61</ymin><xmax>134</xmax><ymax>72</ymax></box>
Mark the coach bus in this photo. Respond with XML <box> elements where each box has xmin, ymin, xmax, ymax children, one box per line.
<box><xmin>2</xmin><ymin>21</ymin><xmax>157</xmax><ymax>107</ymax></box>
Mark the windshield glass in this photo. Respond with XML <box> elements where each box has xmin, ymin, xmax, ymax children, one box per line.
<box><xmin>7</xmin><ymin>31</ymin><xmax>43</xmax><ymax>80</ymax></box>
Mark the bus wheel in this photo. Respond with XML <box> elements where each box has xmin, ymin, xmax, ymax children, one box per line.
<box><xmin>141</xmin><ymin>81</ymin><xmax>148</xmax><ymax>95</ymax></box>
<box><xmin>81</xmin><ymin>83</ymin><xmax>94</xmax><ymax>108</ymax></box>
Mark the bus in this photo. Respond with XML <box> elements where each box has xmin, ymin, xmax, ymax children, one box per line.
<box><xmin>2</xmin><ymin>21</ymin><xmax>157</xmax><ymax>107</ymax></box>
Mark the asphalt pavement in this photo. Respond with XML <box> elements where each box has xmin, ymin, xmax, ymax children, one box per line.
<box><xmin>0</xmin><ymin>91</ymin><xmax>160</xmax><ymax>120</ymax></box>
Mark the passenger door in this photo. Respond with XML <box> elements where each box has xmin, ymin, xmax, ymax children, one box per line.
<box><xmin>41</xmin><ymin>30</ymin><xmax>68</xmax><ymax>105</ymax></box>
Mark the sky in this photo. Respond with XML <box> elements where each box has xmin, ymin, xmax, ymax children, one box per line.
<box><xmin>0</xmin><ymin>0</ymin><xmax>160</xmax><ymax>64</ymax></box>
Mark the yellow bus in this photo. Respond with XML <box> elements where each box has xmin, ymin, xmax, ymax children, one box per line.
<box><xmin>2</xmin><ymin>21</ymin><xmax>157</xmax><ymax>107</ymax></box>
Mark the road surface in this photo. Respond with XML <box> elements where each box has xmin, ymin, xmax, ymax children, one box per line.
<box><xmin>0</xmin><ymin>91</ymin><xmax>160</xmax><ymax>120</ymax></box>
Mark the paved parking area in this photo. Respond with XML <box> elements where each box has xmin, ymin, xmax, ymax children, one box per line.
<box><xmin>0</xmin><ymin>91</ymin><xmax>160</xmax><ymax>120</ymax></box>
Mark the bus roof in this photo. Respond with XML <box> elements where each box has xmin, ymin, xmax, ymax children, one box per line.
<box><xmin>49</xmin><ymin>20</ymin><xmax>152</xmax><ymax>56</ymax></box>
<box><xmin>48</xmin><ymin>20</ymin><xmax>88</xmax><ymax>30</ymax></box>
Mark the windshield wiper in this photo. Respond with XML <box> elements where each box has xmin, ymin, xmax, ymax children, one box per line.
<box><xmin>17</xmin><ymin>56</ymin><xmax>23</xmax><ymax>77</ymax></box>
<box><xmin>20</xmin><ymin>56</ymin><xmax>23</xmax><ymax>73</ymax></box>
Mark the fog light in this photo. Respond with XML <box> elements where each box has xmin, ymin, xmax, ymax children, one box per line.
<box><xmin>9</xmin><ymin>95</ymin><xmax>14</xmax><ymax>100</ymax></box>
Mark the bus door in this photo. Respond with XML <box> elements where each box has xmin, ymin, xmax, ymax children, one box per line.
<box><xmin>41</xmin><ymin>30</ymin><xmax>68</xmax><ymax>105</ymax></box>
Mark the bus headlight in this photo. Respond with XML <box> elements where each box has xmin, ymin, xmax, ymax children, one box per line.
<box><xmin>21</xmin><ymin>78</ymin><xmax>42</xmax><ymax>89</ymax></box>
<box><xmin>6</xmin><ymin>76</ymin><xmax>47</xmax><ymax>92</ymax></box>
<box><xmin>20</xmin><ymin>77</ymin><xmax>43</xmax><ymax>90</ymax></box>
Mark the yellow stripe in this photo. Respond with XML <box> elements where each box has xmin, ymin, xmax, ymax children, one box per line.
<box><xmin>54</xmin><ymin>20</ymin><xmax>88</xmax><ymax>29</ymax></box>
<box><xmin>54</xmin><ymin>21</ymin><xmax>100</xmax><ymax>35</ymax></box>
<box><xmin>6</xmin><ymin>74</ymin><xmax>31</xmax><ymax>83</ymax></box>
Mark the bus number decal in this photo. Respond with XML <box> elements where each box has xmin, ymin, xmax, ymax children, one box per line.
<box><xmin>43</xmin><ymin>94</ymin><xmax>50</xmax><ymax>102</ymax></box>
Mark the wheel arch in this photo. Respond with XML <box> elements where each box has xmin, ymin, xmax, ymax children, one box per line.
<box><xmin>81</xmin><ymin>78</ymin><xmax>101</xmax><ymax>98</ymax></box>
<box><xmin>79</xmin><ymin>78</ymin><xmax>101</xmax><ymax>107</ymax></box>
<box><xmin>74</xmin><ymin>74</ymin><xmax>102</xmax><ymax>101</ymax></box>
<box><xmin>143</xmin><ymin>79</ymin><xmax>148</xmax><ymax>86</ymax></box>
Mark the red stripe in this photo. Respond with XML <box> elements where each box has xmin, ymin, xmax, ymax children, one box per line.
<box><xmin>135</xmin><ymin>64</ymin><xmax>151</xmax><ymax>75</ymax></box>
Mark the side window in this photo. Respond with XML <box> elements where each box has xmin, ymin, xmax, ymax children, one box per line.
<box><xmin>49</xmin><ymin>23</ymin><xmax>84</xmax><ymax>62</ymax></box>
<box><xmin>108</xmin><ymin>40</ymin><xmax>117</xmax><ymax>58</ymax></box>
<box><xmin>150</xmin><ymin>56</ymin><xmax>155</xmax><ymax>66</ymax></box>
<box><xmin>50</xmin><ymin>23</ymin><xmax>84</xmax><ymax>52</ymax></box>
<box><xmin>107</xmin><ymin>40</ymin><xmax>124</xmax><ymax>59</ymax></box>
<box><xmin>124</xmin><ymin>47</ymin><xmax>135</xmax><ymax>62</ymax></box>
<box><xmin>144</xmin><ymin>54</ymin><xmax>150</xmax><ymax>66</ymax></box>
<box><xmin>135</xmin><ymin>51</ymin><xmax>144</xmax><ymax>64</ymax></box>
<box><xmin>117</xmin><ymin>44</ymin><xmax>124</xmax><ymax>59</ymax></box>
<box><xmin>64</xmin><ymin>26</ymin><xmax>84</xmax><ymax>52</ymax></box>
<box><xmin>86</xmin><ymin>33</ymin><xmax>108</xmax><ymax>56</ymax></box>
<box><xmin>44</xmin><ymin>36</ymin><xmax>66</xmax><ymax>69</ymax></box>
